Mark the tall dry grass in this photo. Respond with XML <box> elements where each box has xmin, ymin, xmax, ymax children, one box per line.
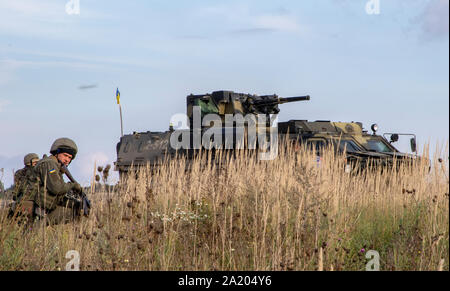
<box><xmin>0</xmin><ymin>142</ymin><xmax>448</xmax><ymax>271</ymax></box>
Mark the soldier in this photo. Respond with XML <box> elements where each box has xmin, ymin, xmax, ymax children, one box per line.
<box><xmin>8</xmin><ymin>153</ymin><xmax>40</xmax><ymax>219</ymax></box>
<box><xmin>33</xmin><ymin>138</ymin><xmax>83</xmax><ymax>225</ymax></box>
<box><xmin>12</xmin><ymin>153</ymin><xmax>39</xmax><ymax>201</ymax></box>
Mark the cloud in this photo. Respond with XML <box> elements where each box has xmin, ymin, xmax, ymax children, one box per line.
<box><xmin>0</xmin><ymin>59</ymin><xmax>107</xmax><ymax>71</ymax></box>
<box><xmin>0</xmin><ymin>0</ymin><xmax>113</xmax><ymax>42</ymax></box>
<box><xmin>253</xmin><ymin>14</ymin><xmax>301</xmax><ymax>33</ymax></box>
<box><xmin>0</xmin><ymin>0</ymin><xmax>60</xmax><ymax>17</ymax></box>
<box><xmin>416</xmin><ymin>0</ymin><xmax>449</xmax><ymax>41</ymax></box>
<box><xmin>196</xmin><ymin>4</ymin><xmax>303</xmax><ymax>35</ymax></box>
<box><xmin>0</xmin><ymin>0</ymin><xmax>68</xmax><ymax>37</ymax></box>
<box><xmin>0</xmin><ymin>46</ymin><xmax>159</xmax><ymax>72</ymax></box>
<box><xmin>229</xmin><ymin>28</ymin><xmax>276</xmax><ymax>36</ymax></box>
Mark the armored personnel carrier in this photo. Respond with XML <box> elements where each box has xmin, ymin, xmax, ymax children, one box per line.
<box><xmin>115</xmin><ymin>90</ymin><xmax>309</xmax><ymax>177</ymax></box>
<box><xmin>278</xmin><ymin>120</ymin><xmax>418</xmax><ymax>169</ymax></box>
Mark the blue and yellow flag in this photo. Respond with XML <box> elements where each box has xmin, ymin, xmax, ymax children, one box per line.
<box><xmin>116</xmin><ymin>88</ymin><xmax>121</xmax><ymax>105</ymax></box>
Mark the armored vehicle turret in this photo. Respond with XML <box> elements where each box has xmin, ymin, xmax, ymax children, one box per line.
<box><xmin>187</xmin><ymin>91</ymin><xmax>309</xmax><ymax>126</ymax></box>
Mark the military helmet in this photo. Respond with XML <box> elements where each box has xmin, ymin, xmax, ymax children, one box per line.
<box><xmin>24</xmin><ymin>153</ymin><xmax>39</xmax><ymax>166</ymax></box>
<box><xmin>50</xmin><ymin>138</ymin><xmax>78</xmax><ymax>159</ymax></box>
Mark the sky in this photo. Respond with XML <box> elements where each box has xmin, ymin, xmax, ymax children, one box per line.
<box><xmin>0</xmin><ymin>0</ymin><xmax>448</xmax><ymax>187</ymax></box>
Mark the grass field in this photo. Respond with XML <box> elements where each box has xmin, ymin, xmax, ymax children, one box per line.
<box><xmin>0</xmin><ymin>143</ymin><xmax>448</xmax><ymax>271</ymax></box>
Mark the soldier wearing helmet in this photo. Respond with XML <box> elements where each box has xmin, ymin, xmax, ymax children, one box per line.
<box><xmin>9</xmin><ymin>153</ymin><xmax>40</xmax><ymax>218</ymax></box>
<box><xmin>32</xmin><ymin>138</ymin><xmax>83</xmax><ymax>224</ymax></box>
<box><xmin>15</xmin><ymin>154</ymin><xmax>39</xmax><ymax>186</ymax></box>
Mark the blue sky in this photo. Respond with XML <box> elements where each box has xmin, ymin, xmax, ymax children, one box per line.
<box><xmin>0</xmin><ymin>0</ymin><xmax>448</xmax><ymax>187</ymax></box>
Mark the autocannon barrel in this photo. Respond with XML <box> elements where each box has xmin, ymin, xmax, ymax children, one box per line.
<box><xmin>278</xmin><ymin>95</ymin><xmax>310</xmax><ymax>104</ymax></box>
<box><xmin>249</xmin><ymin>94</ymin><xmax>310</xmax><ymax>114</ymax></box>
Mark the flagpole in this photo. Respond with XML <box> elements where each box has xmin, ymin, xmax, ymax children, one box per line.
<box><xmin>119</xmin><ymin>103</ymin><xmax>124</xmax><ymax>137</ymax></box>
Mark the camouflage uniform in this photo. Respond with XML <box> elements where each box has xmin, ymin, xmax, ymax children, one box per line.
<box><xmin>9</xmin><ymin>154</ymin><xmax>40</xmax><ymax>219</ymax></box>
<box><xmin>33</xmin><ymin>155</ymin><xmax>79</xmax><ymax>225</ymax></box>
<box><xmin>12</xmin><ymin>167</ymin><xmax>33</xmax><ymax>201</ymax></box>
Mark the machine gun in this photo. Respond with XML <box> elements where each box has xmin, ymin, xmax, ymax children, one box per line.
<box><xmin>60</xmin><ymin>165</ymin><xmax>91</xmax><ymax>217</ymax></box>
<box><xmin>244</xmin><ymin>95</ymin><xmax>311</xmax><ymax>115</ymax></box>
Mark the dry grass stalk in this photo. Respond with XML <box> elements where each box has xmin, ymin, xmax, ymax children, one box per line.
<box><xmin>0</xmin><ymin>141</ymin><xmax>448</xmax><ymax>271</ymax></box>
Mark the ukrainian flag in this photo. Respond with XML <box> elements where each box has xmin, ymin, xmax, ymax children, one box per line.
<box><xmin>116</xmin><ymin>88</ymin><xmax>120</xmax><ymax>105</ymax></box>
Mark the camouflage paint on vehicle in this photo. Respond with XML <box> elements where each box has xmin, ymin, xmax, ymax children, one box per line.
<box><xmin>278</xmin><ymin>120</ymin><xmax>418</xmax><ymax>170</ymax></box>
